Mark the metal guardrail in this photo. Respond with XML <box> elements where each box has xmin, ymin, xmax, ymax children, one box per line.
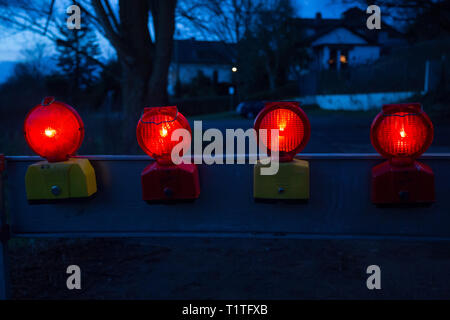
<box><xmin>2</xmin><ymin>153</ymin><xmax>450</xmax><ymax>299</ymax></box>
<box><xmin>3</xmin><ymin>153</ymin><xmax>450</xmax><ymax>238</ymax></box>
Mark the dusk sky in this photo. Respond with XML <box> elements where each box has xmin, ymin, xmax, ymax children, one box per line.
<box><xmin>296</xmin><ymin>0</ymin><xmax>357</xmax><ymax>18</ymax></box>
<box><xmin>0</xmin><ymin>0</ymin><xmax>359</xmax><ymax>62</ymax></box>
<box><xmin>0</xmin><ymin>0</ymin><xmax>364</xmax><ymax>83</ymax></box>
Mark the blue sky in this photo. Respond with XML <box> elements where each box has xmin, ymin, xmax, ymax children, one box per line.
<box><xmin>0</xmin><ymin>0</ymin><xmax>363</xmax><ymax>82</ymax></box>
<box><xmin>0</xmin><ymin>0</ymin><xmax>358</xmax><ymax>62</ymax></box>
<box><xmin>295</xmin><ymin>0</ymin><xmax>356</xmax><ymax>18</ymax></box>
<box><xmin>0</xmin><ymin>0</ymin><xmax>358</xmax><ymax>82</ymax></box>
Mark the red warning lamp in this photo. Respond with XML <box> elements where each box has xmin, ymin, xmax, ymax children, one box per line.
<box><xmin>137</xmin><ymin>106</ymin><xmax>192</xmax><ymax>165</ymax></box>
<box><xmin>254</xmin><ymin>102</ymin><xmax>311</xmax><ymax>162</ymax></box>
<box><xmin>253</xmin><ymin>101</ymin><xmax>311</xmax><ymax>200</ymax></box>
<box><xmin>23</xmin><ymin>97</ymin><xmax>97</xmax><ymax>200</ymax></box>
<box><xmin>370</xmin><ymin>103</ymin><xmax>434</xmax><ymax>204</ymax></box>
<box><xmin>24</xmin><ymin>97</ymin><xmax>84</xmax><ymax>162</ymax></box>
<box><xmin>137</xmin><ymin>106</ymin><xmax>200</xmax><ymax>201</ymax></box>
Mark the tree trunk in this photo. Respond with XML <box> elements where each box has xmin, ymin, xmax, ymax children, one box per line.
<box><xmin>92</xmin><ymin>0</ymin><xmax>177</xmax><ymax>151</ymax></box>
<box><xmin>147</xmin><ymin>0</ymin><xmax>177</xmax><ymax>107</ymax></box>
<box><xmin>117</xmin><ymin>60</ymin><xmax>151</xmax><ymax>152</ymax></box>
<box><xmin>117</xmin><ymin>0</ymin><xmax>176</xmax><ymax>114</ymax></box>
<box><xmin>264</xmin><ymin>58</ymin><xmax>276</xmax><ymax>91</ymax></box>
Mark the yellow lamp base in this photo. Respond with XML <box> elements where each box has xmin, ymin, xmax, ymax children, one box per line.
<box><xmin>25</xmin><ymin>158</ymin><xmax>97</xmax><ymax>200</ymax></box>
<box><xmin>253</xmin><ymin>158</ymin><xmax>309</xmax><ymax>200</ymax></box>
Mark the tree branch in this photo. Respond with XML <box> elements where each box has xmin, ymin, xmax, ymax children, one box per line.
<box><xmin>42</xmin><ymin>0</ymin><xmax>55</xmax><ymax>35</ymax></box>
<box><xmin>101</xmin><ymin>0</ymin><xmax>120</xmax><ymax>33</ymax></box>
<box><xmin>91</xmin><ymin>0</ymin><xmax>128</xmax><ymax>58</ymax></box>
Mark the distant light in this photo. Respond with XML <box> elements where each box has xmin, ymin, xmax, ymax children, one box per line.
<box><xmin>232</xmin><ymin>67</ymin><xmax>238</xmax><ymax>73</ymax></box>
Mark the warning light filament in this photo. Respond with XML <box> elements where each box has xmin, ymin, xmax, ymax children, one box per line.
<box><xmin>44</xmin><ymin>127</ymin><xmax>56</xmax><ymax>138</ymax></box>
<box><xmin>400</xmin><ymin>130</ymin><xmax>406</xmax><ymax>138</ymax></box>
<box><xmin>160</xmin><ymin>127</ymin><xmax>168</xmax><ymax>137</ymax></box>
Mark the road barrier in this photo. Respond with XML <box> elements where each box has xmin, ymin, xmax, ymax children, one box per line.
<box><xmin>2</xmin><ymin>153</ymin><xmax>450</xmax><ymax>299</ymax></box>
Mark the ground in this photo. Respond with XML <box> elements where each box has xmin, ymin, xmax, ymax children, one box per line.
<box><xmin>6</xmin><ymin>109</ymin><xmax>450</xmax><ymax>299</ymax></box>
<box><xmin>9</xmin><ymin>238</ymin><xmax>450</xmax><ymax>299</ymax></box>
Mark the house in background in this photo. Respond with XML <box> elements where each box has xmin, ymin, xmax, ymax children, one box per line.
<box><xmin>295</xmin><ymin>7</ymin><xmax>407</xmax><ymax>71</ymax></box>
<box><xmin>307</xmin><ymin>25</ymin><xmax>380</xmax><ymax>71</ymax></box>
<box><xmin>168</xmin><ymin>39</ymin><xmax>236</xmax><ymax>95</ymax></box>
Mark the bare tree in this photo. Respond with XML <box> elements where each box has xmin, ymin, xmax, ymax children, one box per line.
<box><xmin>250</xmin><ymin>0</ymin><xmax>303</xmax><ymax>90</ymax></box>
<box><xmin>0</xmin><ymin>0</ymin><xmax>177</xmax><ymax>120</ymax></box>
<box><xmin>177</xmin><ymin>0</ymin><xmax>264</xmax><ymax>44</ymax></box>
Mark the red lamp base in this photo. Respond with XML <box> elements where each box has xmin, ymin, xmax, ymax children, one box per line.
<box><xmin>141</xmin><ymin>162</ymin><xmax>200</xmax><ymax>201</ymax></box>
<box><xmin>371</xmin><ymin>160</ymin><xmax>434</xmax><ymax>204</ymax></box>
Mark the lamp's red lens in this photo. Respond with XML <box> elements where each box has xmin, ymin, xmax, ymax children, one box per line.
<box><xmin>254</xmin><ymin>102</ymin><xmax>310</xmax><ymax>162</ymax></box>
<box><xmin>371</xmin><ymin>104</ymin><xmax>433</xmax><ymax>159</ymax></box>
<box><xmin>259</xmin><ymin>108</ymin><xmax>305</xmax><ymax>152</ymax></box>
<box><xmin>136</xmin><ymin>106</ymin><xmax>190</xmax><ymax>162</ymax></box>
<box><xmin>24</xmin><ymin>100</ymin><xmax>84</xmax><ymax>162</ymax></box>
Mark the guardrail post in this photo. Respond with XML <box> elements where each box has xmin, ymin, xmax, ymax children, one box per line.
<box><xmin>0</xmin><ymin>155</ymin><xmax>10</xmax><ymax>300</ymax></box>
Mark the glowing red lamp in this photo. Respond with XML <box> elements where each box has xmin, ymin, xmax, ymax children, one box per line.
<box><xmin>254</xmin><ymin>102</ymin><xmax>311</xmax><ymax>162</ymax></box>
<box><xmin>137</xmin><ymin>106</ymin><xmax>200</xmax><ymax>201</ymax></box>
<box><xmin>23</xmin><ymin>97</ymin><xmax>96</xmax><ymax>200</ymax></box>
<box><xmin>24</xmin><ymin>97</ymin><xmax>84</xmax><ymax>162</ymax></box>
<box><xmin>253</xmin><ymin>101</ymin><xmax>311</xmax><ymax>200</ymax></box>
<box><xmin>370</xmin><ymin>103</ymin><xmax>434</xmax><ymax>204</ymax></box>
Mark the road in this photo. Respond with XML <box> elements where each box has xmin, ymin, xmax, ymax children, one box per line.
<box><xmin>194</xmin><ymin>111</ymin><xmax>450</xmax><ymax>153</ymax></box>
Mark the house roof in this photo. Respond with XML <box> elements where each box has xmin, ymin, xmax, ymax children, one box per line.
<box><xmin>173</xmin><ymin>40</ymin><xmax>236</xmax><ymax>65</ymax></box>
<box><xmin>306</xmin><ymin>25</ymin><xmax>377</xmax><ymax>46</ymax></box>
<box><xmin>293</xmin><ymin>7</ymin><xmax>405</xmax><ymax>46</ymax></box>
